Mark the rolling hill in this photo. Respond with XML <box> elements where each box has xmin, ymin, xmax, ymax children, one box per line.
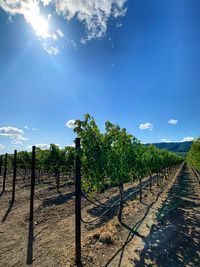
<box><xmin>151</xmin><ymin>141</ymin><xmax>193</xmax><ymax>157</ymax></box>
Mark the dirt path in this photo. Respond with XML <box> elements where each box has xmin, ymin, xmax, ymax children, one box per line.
<box><xmin>1</xmin><ymin>164</ymin><xmax>196</xmax><ymax>267</ymax></box>
<box><xmin>0</xmin><ymin>169</ymin><xmax>168</xmax><ymax>267</ymax></box>
<box><xmin>116</xmin><ymin>164</ymin><xmax>200</xmax><ymax>267</ymax></box>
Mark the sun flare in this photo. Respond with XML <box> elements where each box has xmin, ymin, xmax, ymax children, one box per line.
<box><xmin>23</xmin><ymin>2</ymin><xmax>50</xmax><ymax>39</ymax></box>
<box><xmin>28</xmin><ymin>14</ymin><xmax>49</xmax><ymax>38</ymax></box>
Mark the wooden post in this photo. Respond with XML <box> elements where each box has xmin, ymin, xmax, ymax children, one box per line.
<box><xmin>118</xmin><ymin>184</ymin><xmax>124</xmax><ymax>223</ymax></box>
<box><xmin>2</xmin><ymin>153</ymin><xmax>7</xmax><ymax>192</ymax></box>
<box><xmin>27</xmin><ymin>148</ymin><xmax>35</xmax><ymax>265</ymax></box>
<box><xmin>29</xmin><ymin>146</ymin><xmax>36</xmax><ymax>222</ymax></box>
<box><xmin>12</xmin><ymin>150</ymin><xmax>17</xmax><ymax>203</ymax></box>
<box><xmin>75</xmin><ymin>138</ymin><xmax>82</xmax><ymax>266</ymax></box>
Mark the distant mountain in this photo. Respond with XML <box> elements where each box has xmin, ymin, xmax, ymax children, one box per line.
<box><xmin>148</xmin><ymin>141</ymin><xmax>193</xmax><ymax>157</ymax></box>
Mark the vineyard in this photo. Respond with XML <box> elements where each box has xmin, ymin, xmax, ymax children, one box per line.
<box><xmin>187</xmin><ymin>138</ymin><xmax>200</xmax><ymax>182</ymax></box>
<box><xmin>0</xmin><ymin>115</ymin><xmax>199</xmax><ymax>266</ymax></box>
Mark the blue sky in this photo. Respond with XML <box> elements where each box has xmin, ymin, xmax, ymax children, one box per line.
<box><xmin>0</xmin><ymin>0</ymin><xmax>199</xmax><ymax>153</ymax></box>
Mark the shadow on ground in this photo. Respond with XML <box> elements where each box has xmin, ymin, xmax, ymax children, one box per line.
<box><xmin>41</xmin><ymin>191</ymin><xmax>75</xmax><ymax>207</ymax></box>
<box><xmin>87</xmin><ymin>176</ymin><xmax>160</xmax><ymax>229</ymax></box>
<box><xmin>26</xmin><ymin>221</ymin><xmax>34</xmax><ymax>265</ymax></box>
<box><xmin>1</xmin><ymin>202</ymin><xmax>13</xmax><ymax>222</ymax></box>
<box><xmin>133</xmin><ymin>164</ymin><xmax>200</xmax><ymax>267</ymax></box>
<box><xmin>104</xmin><ymin>183</ymin><xmax>166</xmax><ymax>267</ymax></box>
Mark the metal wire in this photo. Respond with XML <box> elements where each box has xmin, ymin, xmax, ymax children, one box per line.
<box><xmin>81</xmin><ymin>190</ymin><xmax>120</xmax><ymax>209</ymax></box>
<box><xmin>80</xmin><ymin>205</ymin><xmax>114</xmax><ymax>224</ymax></box>
<box><xmin>80</xmin><ymin>173</ymin><xmax>164</xmax><ymax>225</ymax></box>
<box><xmin>33</xmin><ymin>193</ymin><xmax>46</xmax><ymax>202</ymax></box>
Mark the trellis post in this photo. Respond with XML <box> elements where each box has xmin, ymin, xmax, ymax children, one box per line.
<box><xmin>75</xmin><ymin>138</ymin><xmax>82</xmax><ymax>266</ymax></box>
<box><xmin>30</xmin><ymin>146</ymin><xmax>36</xmax><ymax>222</ymax></box>
<box><xmin>2</xmin><ymin>153</ymin><xmax>8</xmax><ymax>192</ymax></box>
<box><xmin>12</xmin><ymin>150</ymin><xmax>17</xmax><ymax>203</ymax></box>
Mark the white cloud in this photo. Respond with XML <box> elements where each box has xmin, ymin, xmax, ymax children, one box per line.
<box><xmin>42</xmin><ymin>0</ymin><xmax>51</xmax><ymax>6</ymax></box>
<box><xmin>0</xmin><ymin>0</ymin><xmax>64</xmax><ymax>41</ymax></box>
<box><xmin>55</xmin><ymin>143</ymin><xmax>61</xmax><ymax>147</ymax></box>
<box><xmin>24</xmin><ymin>126</ymin><xmax>39</xmax><ymax>131</ymax></box>
<box><xmin>168</xmin><ymin>119</ymin><xmax>178</xmax><ymax>125</ymax></box>
<box><xmin>0</xmin><ymin>0</ymin><xmax>126</xmax><ymax>45</ymax></box>
<box><xmin>116</xmin><ymin>21</ymin><xmax>122</xmax><ymax>28</ymax></box>
<box><xmin>67</xmin><ymin>143</ymin><xmax>75</xmax><ymax>148</ymax></box>
<box><xmin>28</xmin><ymin>143</ymin><xmax>61</xmax><ymax>150</ymax></box>
<box><xmin>161</xmin><ymin>138</ymin><xmax>171</xmax><ymax>143</ymax></box>
<box><xmin>57</xmin><ymin>29</ymin><xmax>64</xmax><ymax>38</ymax></box>
<box><xmin>36</xmin><ymin>144</ymin><xmax>50</xmax><ymax>150</ymax></box>
<box><xmin>160</xmin><ymin>136</ymin><xmax>195</xmax><ymax>143</ymax></box>
<box><xmin>11</xmin><ymin>140</ymin><xmax>23</xmax><ymax>145</ymax></box>
<box><xmin>54</xmin><ymin>0</ymin><xmax>127</xmax><ymax>42</ymax></box>
<box><xmin>28</xmin><ymin>143</ymin><xmax>49</xmax><ymax>150</ymax></box>
<box><xmin>0</xmin><ymin>0</ymin><xmax>64</xmax><ymax>55</ymax></box>
<box><xmin>139</xmin><ymin>122</ymin><xmax>153</xmax><ymax>131</ymax></box>
<box><xmin>0</xmin><ymin>126</ymin><xmax>24</xmax><ymax>136</ymax></box>
<box><xmin>14</xmin><ymin>135</ymin><xmax>29</xmax><ymax>142</ymax></box>
<box><xmin>181</xmin><ymin>136</ymin><xmax>194</xmax><ymax>142</ymax></box>
<box><xmin>0</xmin><ymin>126</ymin><xmax>29</xmax><ymax>146</ymax></box>
<box><xmin>11</xmin><ymin>135</ymin><xmax>29</xmax><ymax>145</ymax></box>
<box><xmin>66</xmin><ymin>119</ymin><xmax>76</xmax><ymax>129</ymax></box>
<box><xmin>48</xmin><ymin>13</ymin><xmax>52</xmax><ymax>20</ymax></box>
<box><xmin>0</xmin><ymin>144</ymin><xmax>5</xmax><ymax>149</ymax></box>
<box><xmin>70</xmin><ymin>39</ymin><xmax>77</xmax><ymax>49</ymax></box>
<box><xmin>43</xmin><ymin>43</ymin><xmax>60</xmax><ymax>55</ymax></box>
<box><xmin>0</xmin><ymin>1</ymin><xmax>49</xmax><ymax>37</ymax></box>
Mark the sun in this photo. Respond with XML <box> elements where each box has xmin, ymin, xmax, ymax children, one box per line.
<box><xmin>20</xmin><ymin>1</ymin><xmax>63</xmax><ymax>54</ymax></box>
<box><xmin>23</xmin><ymin>2</ymin><xmax>50</xmax><ymax>39</ymax></box>
<box><xmin>29</xmin><ymin>15</ymin><xmax>49</xmax><ymax>39</ymax></box>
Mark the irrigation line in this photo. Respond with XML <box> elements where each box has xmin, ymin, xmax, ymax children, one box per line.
<box><xmin>82</xmin><ymin>173</ymin><xmax>161</xmax><ymax>212</ymax></box>
<box><xmin>81</xmin><ymin>174</ymin><xmax>164</xmax><ymax>225</ymax></box>
<box><xmin>81</xmin><ymin>190</ymin><xmax>120</xmax><ymax>209</ymax></box>
<box><xmin>122</xmin><ymin>174</ymin><xmax>159</xmax><ymax>202</ymax></box>
<box><xmin>81</xmin><ymin>167</ymin><xmax>176</xmax><ymax>226</ymax></box>
<box><xmin>80</xmin><ymin>206</ymin><xmax>114</xmax><ymax>224</ymax></box>
<box><xmin>105</xmin><ymin>165</ymin><xmax>183</xmax><ymax>267</ymax></box>
<box><xmin>81</xmin><ymin>192</ymin><xmax>124</xmax><ymax>224</ymax></box>
<box><xmin>33</xmin><ymin>193</ymin><xmax>45</xmax><ymax>202</ymax></box>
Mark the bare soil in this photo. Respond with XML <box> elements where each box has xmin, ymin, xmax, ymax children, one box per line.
<box><xmin>109</xmin><ymin>164</ymin><xmax>200</xmax><ymax>267</ymax></box>
<box><xmin>1</xmin><ymin>164</ymin><xmax>199</xmax><ymax>267</ymax></box>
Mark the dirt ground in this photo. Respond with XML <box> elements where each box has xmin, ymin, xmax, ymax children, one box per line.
<box><xmin>0</xmin><ymin>164</ymin><xmax>199</xmax><ymax>267</ymax></box>
<box><xmin>109</xmin><ymin>164</ymin><xmax>200</xmax><ymax>267</ymax></box>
